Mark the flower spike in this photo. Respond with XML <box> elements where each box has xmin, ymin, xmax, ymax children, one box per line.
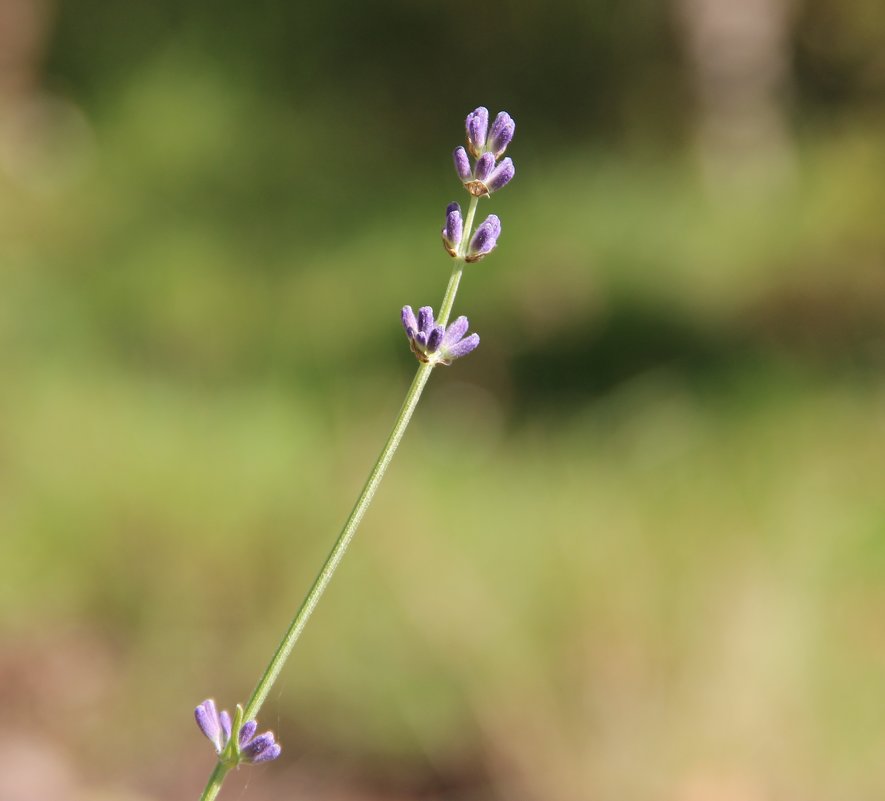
<box><xmin>401</xmin><ymin>306</ymin><xmax>479</xmax><ymax>366</ymax></box>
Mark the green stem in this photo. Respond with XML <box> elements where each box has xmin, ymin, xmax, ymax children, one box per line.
<box><xmin>242</xmin><ymin>359</ymin><xmax>434</xmax><ymax>722</ymax></box>
<box><xmin>198</xmin><ymin>762</ymin><xmax>230</xmax><ymax>801</ymax></box>
<box><xmin>198</xmin><ymin>232</ymin><xmax>473</xmax><ymax>800</ymax></box>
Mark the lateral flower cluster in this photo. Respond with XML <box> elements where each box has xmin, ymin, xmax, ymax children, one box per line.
<box><xmin>454</xmin><ymin>107</ymin><xmax>516</xmax><ymax>198</ymax></box>
<box><xmin>195</xmin><ymin>699</ymin><xmax>281</xmax><ymax>766</ymax></box>
<box><xmin>401</xmin><ymin>305</ymin><xmax>479</xmax><ymax>366</ymax></box>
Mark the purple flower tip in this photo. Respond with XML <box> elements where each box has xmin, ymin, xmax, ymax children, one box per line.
<box><xmin>195</xmin><ymin>699</ymin><xmax>226</xmax><ymax>753</ymax></box>
<box><xmin>466</xmin><ymin>214</ymin><xmax>502</xmax><ymax>263</ymax></box>
<box><xmin>465</xmin><ymin>106</ymin><xmax>489</xmax><ymax>158</ymax></box>
<box><xmin>487</xmin><ymin>112</ymin><xmax>516</xmax><ymax>158</ymax></box>
<box><xmin>401</xmin><ymin>305</ymin><xmax>418</xmax><ymax>337</ymax></box>
<box><xmin>441</xmin><ymin>202</ymin><xmax>463</xmax><ymax>257</ymax></box>
<box><xmin>486</xmin><ymin>158</ymin><xmax>515</xmax><ymax>193</ymax></box>
<box><xmin>239</xmin><ymin>727</ymin><xmax>282</xmax><ymax>765</ymax></box>
<box><xmin>443</xmin><ymin>332</ymin><xmax>480</xmax><ymax>363</ymax></box>
<box><xmin>401</xmin><ymin>306</ymin><xmax>479</xmax><ymax>366</ymax></box>
<box><xmin>453</xmin><ymin>147</ymin><xmax>471</xmax><ymax>183</ymax></box>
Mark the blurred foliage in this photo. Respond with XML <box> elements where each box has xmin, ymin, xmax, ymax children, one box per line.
<box><xmin>1</xmin><ymin>1</ymin><xmax>885</xmax><ymax>799</ymax></box>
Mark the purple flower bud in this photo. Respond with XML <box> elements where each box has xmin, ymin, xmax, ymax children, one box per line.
<box><xmin>441</xmin><ymin>202</ymin><xmax>463</xmax><ymax>257</ymax></box>
<box><xmin>404</xmin><ymin>306</ymin><xmax>438</xmax><ymax>362</ymax></box>
<box><xmin>238</xmin><ymin>720</ymin><xmax>258</xmax><ymax>749</ymax></box>
<box><xmin>474</xmin><ymin>153</ymin><xmax>495</xmax><ymax>183</ymax></box>
<box><xmin>195</xmin><ymin>699</ymin><xmax>226</xmax><ymax>753</ymax></box>
<box><xmin>466</xmin><ymin>214</ymin><xmax>501</xmax><ymax>263</ymax></box>
<box><xmin>439</xmin><ymin>315</ymin><xmax>480</xmax><ymax>365</ymax></box>
<box><xmin>486</xmin><ymin>158</ymin><xmax>515</xmax><ymax>193</ymax></box>
<box><xmin>442</xmin><ymin>315</ymin><xmax>469</xmax><ymax>347</ymax></box>
<box><xmin>241</xmin><ymin>732</ymin><xmax>282</xmax><ymax>764</ymax></box>
<box><xmin>487</xmin><ymin>112</ymin><xmax>515</xmax><ymax>158</ymax></box>
<box><xmin>417</xmin><ymin>306</ymin><xmax>434</xmax><ymax>336</ymax></box>
<box><xmin>401</xmin><ymin>306</ymin><xmax>418</xmax><ymax>338</ymax></box>
<box><xmin>237</xmin><ymin>725</ymin><xmax>282</xmax><ymax>765</ymax></box>
<box><xmin>402</xmin><ymin>306</ymin><xmax>479</xmax><ymax>366</ymax></box>
<box><xmin>443</xmin><ymin>332</ymin><xmax>480</xmax><ymax>363</ymax></box>
<box><xmin>453</xmin><ymin>147</ymin><xmax>471</xmax><ymax>183</ymax></box>
<box><xmin>465</xmin><ymin>106</ymin><xmax>489</xmax><ymax>158</ymax></box>
<box><xmin>426</xmin><ymin>325</ymin><xmax>445</xmax><ymax>353</ymax></box>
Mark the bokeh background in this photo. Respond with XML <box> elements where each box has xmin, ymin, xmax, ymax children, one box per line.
<box><xmin>2</xmin><ymin>0</ymin><xmax>885</xmax><ymax>799</ymax></box>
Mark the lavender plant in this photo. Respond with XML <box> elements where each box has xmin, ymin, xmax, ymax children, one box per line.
<box><xmin>195</xmin><ymin>106</ymin><xmax>516</xmax><ymax>800</ymax></box>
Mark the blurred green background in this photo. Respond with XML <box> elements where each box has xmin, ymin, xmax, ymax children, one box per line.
<box><xmin>1</xmin><ymin>0</ymin><xmax>885</xmax><ymax>799</ymax></box>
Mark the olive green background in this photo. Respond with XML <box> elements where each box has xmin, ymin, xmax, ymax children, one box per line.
<box><xmin>1</xmin><ymin>1</ymin><xmax>884</xmax><ymax>799</ymax></box>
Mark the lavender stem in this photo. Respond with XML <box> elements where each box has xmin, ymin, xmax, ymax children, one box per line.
<box><xmin>241</xmin><ymin>361</ymin><xmax>435</xmax><ymax>724</ymax></box>
<box><xmin>198</xmin><ymin>762</ymin><xmax>229</xmax><ymax>801</ymax></box>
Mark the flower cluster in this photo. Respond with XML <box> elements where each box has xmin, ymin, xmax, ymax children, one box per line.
<box><xmin>442</xmin><ymin>106</ymin><xmax>515</xmax><ymax>264</ymax></box>
<box><xmin>404</xmin><ymin>106</ymin><xmax>516</xmax><ymax>367</ymax></box>
<box><xmin>402</xmin><ymin>306</ymin><xmax>479</xmax><ymax>366</ymax></box>
<box><xmin>454</xmin><ymin>107</ymin><xmax>516</xmax><ymax>198</ymax></box>
<box><xmin>442</xmin><ymin>203</ymin><xmax>501</xmax><ymax>263</ymax></box>
<box><xmin>195</xmin><ymin>699</ymin><xmax>281</xmax><ymax>766</ymax></box>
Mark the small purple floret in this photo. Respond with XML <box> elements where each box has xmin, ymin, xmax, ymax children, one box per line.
<box><xmin>465</xmin><ymin>106</ymin><xmax>489</xmax><ymax>158</ymax></box>
<box><xmin>474</xmin><ymin>152</ymin><xmax>495</xmax><ymax>183</ymax></box>
<box><xmin>417</xmin><ymin>306</ymin><xmax>434</xmax><ymax>336</ymax></box>
<box><xmin>401</xmin><ymin>306</ymin><xmax>479</xmax><ymax>365</ymax></box>
<box><xmin>427</xmin><ymin>325</ymin><xmax>444</xmax><ymax>352</ymax></box>
<box><xmin>442</xmin><ymin>315</ymin><xmax>469</xmax><ymax>346</ymax></box>
<box><xmin>444</xmin><ymin>332</ymin><xmax>480</xmax><ymax>361</ymax></box>
<box><xmin>466</xmin><ymin>214</ymin><xmax>502</xmax><ymax>263</ymax></box>
<box><xmin>453</xmin><ymin>147</ymin><xmax>471</xmax><ymax>183</ymax></box>
<box><xmin>195</xmin><ymin>699</ymin><xmax>225</xmax><ymax>753</ymax></box>
<box><xmin>238</xmin><ymin>720</ymin><xmax>258</xmax><ymax>749</ymax></box>
<box><xmin>239</xmin><ymin>727</ymin><xmax>282</xmax><ymax>765</ymax></box>
<box><xmin>487</xmin><ymin>112</ymin><xmax>515</xmax><ymax>158</ymax></box>
<box><xmin>401</xmin><ymin>306</ymin><xmax>418</xmax><ymax>337</ymax></box>
<box><xmin>441</xmin><ymin>202</ymin><xmax>463</xmax><ymax>257</ymax></box>
<box><xmin>486</xmin><ymin>158</ymin><xmax>515</xmax><ymax>193</ymax></box>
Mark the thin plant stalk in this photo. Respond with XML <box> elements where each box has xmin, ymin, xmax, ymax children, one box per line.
<box><xmin>195</xmin><ymin>104</ymin><xmax>515</xmax><ymax>800</ymax></box>
<box><xmin>197</xmin><ymin>255</ymin><xmax>472</xmax><ymax>801</ymax></box>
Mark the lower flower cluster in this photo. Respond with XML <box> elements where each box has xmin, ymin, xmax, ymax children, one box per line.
<box><xmin>195</xmin><ymin>699</ymin><xmax>281</xmax><ymax>766</ymax></box>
